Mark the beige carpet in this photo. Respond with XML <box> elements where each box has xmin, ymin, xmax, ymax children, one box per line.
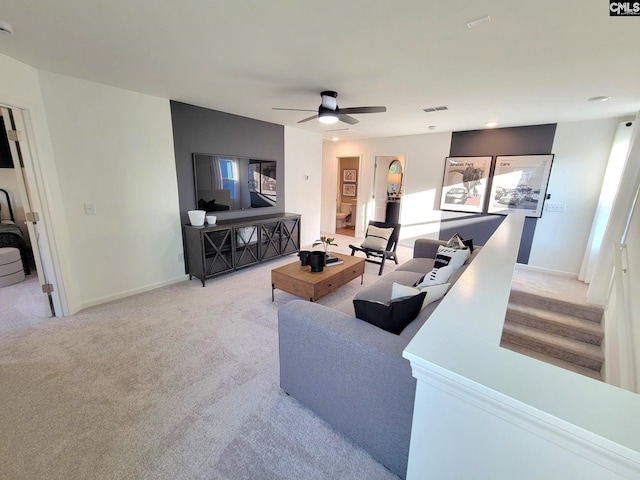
<box><xmin>0</xmin><ymin>235</ymin><xmax>411</xmax><ymax>480</ymax></box>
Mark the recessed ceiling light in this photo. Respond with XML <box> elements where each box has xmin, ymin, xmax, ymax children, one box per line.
<box><xmin>0</xmin><ymin>20</ymin><xmax>13</xmax><ymax>34</ymax></box>
<box><xmin>428</xmin><ymin>125</ymin><xmax>437</xmax><ymax>130</ymax></box>
<box><xmin>331</xmin><ymin>136</ymin><xmax>339</xmax><ymax>142</ymax></box>
<box><xmin>485</xmin><ymin>121</ymin><xmax>499</xmax><ymax>128</ymax></box>
<box><xmin>587</xmin><ymin>96</ymin><xmax>611</xmax><ymax>103</ymax></box>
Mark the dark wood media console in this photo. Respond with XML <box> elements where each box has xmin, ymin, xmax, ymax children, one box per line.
<box><xmin>184</xmin><ymin>212</ymin><xmax>300</xmax><ymax>286</ymax></box>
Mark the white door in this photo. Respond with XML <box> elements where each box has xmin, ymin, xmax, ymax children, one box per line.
<box><xmin>1</xmin><ymin>107</ymin><xmax>61</xmax><ymax>316</ymax></box>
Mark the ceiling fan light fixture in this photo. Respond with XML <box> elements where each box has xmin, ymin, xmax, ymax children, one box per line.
<box><xmin>318</xmin><ymin>109</ymin><xmax>339</xmax><ymax>124</ymax></box>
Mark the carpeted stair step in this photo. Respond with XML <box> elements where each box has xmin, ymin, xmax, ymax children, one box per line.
<box><xmin>500</xmin><ymin>340</ymin><xmax>603</xmax><ymax>381</ymax></box>
<box><xmin>502</xmin><ymin>321</ymin><xmax>604</xmax><ymax>371</ymax></box>
<box><xmin>506</xmin><ymin>303</ymin><xmax>603</xmax><ymax>346</ymax></box>
<box><xmin>509</xmin><ymin>288</ymin><xmax>603</xmax><ymax>323</ymax></box>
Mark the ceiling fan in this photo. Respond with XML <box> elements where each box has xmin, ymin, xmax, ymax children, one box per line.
<box><xmin>273</xmin><ymin>91</ymin><xmax>386</xmax><ymax>125</ymax></box>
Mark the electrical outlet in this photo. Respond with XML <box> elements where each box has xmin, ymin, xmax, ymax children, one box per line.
<box><xmin>83</xmin><ymin>203</ymin><xmax>96</xmax><ymax>215</ymax></box>
<box><xmin>546</xmin><ymin>203</ymin><xmax>565</xmax><ymax>213</ymax></box>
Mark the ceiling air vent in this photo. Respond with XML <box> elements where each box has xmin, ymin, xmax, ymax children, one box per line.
<box><xmin>423</xmin><ymin>105</ymin><xmax>448</xmax><ymax>113</ymax></box>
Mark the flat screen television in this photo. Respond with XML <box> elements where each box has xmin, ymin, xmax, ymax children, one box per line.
<box><xmin>193</xmin><ymin>153</ymin><xmax>277</xmax><ymax>212</ymax></box>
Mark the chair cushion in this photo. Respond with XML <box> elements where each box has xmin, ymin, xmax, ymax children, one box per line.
<box><xmin>353</xmin><ymin>291</ymin><xmax>426</xmax><ymax>335</ymax></box>
<box><xmin>361</xmin><ymin>225</ymin><xmax>394</xmax><ymax>251</ymax></box>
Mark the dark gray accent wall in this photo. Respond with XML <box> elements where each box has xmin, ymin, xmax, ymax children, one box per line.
<box><xmin>171</xmin><ymin>101</ymin><xmax>285</xmax><ymax>224</ymax></box>
<box><xmin>441</xmin><ymin>124</ymin><xmax>557</xmax><ymax>263</ymax></box>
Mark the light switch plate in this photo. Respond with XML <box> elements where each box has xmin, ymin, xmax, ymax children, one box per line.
<box><xmin>546</xmin><ymin>203</ymin><xmax>565</xmax><ymax>213</ymax></box>
<box><xmin>84</xmin><ymin>203</ymin><xmax>96</xmax><ymax>215</ymax></box>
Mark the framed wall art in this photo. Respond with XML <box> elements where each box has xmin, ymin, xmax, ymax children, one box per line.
<box><xmin>439</xmin><ymin>156</ymin><xmax>493</xmax><ymax>213</ymax></box>
<box><xmin>342</xmin><ymin>183</ymin><xmax>356</xmax><ymax>196</ymax></box>
<box><xmin>343</xmin><ymin>169</ymin><xmax>357</xmax><ymax>182</ymax></box>
<box><xmin>487</xmin><ymin>154</ymin><xmax>554</xmax><ymax>218</ymax></box>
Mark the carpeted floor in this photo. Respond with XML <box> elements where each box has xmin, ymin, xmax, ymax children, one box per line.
<box><xmin>0</xmin><ymin>234</ymin><xmax>409</xmax><ymax>480</ymax></box>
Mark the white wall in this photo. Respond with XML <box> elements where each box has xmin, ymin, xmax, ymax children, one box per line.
<box><xmin>37</xmin><ymin>71</ymin><xmax>185</xmax><ymax>312</ymax></box>
<box><xmin>528</xmin><ymin>117</ymin><xmax>626</xmax><ymax>275</ymax></box>
<box><xmin>284</xmin><ymin>127</ymin><xmax>323</xmax><ymax>247</ymax></box>
<box><xmin>323</xmin><ymin>120</ymin><xmax>628</xmax><ymax>275</ymax></box>
<box><xmin>322</xmin><ymin>133</ymin><xmax>452</xmax><ymax>241</ymax></box>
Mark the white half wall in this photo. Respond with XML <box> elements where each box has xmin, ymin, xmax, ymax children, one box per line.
<box><xmin>37</xmin><ymin>71</ymin><xmax>185</xmax><ymax>312</ymax></box>
<box><xmin>284</xmin><ymin>127</ymin><xmax>323</xmax><ymax>247</ymax></box>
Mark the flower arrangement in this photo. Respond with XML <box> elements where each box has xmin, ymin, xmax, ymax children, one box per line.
<box><xmin>312</xmin><ymin>236</ymin><xmax>338</xmax><ymax>254</ymax></box>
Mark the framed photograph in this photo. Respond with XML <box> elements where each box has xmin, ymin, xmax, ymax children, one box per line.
<box><xmin>487</xmin><ymin>154</ymin><xmax>554</xmax><ymax>217</ymax></box>
<box><xmin>342</xmin><ymin>183</ymin><xmax>356</xmax><ymax>196</ymax></box>
<box><xmin>439</xmin><ymin>156</ymin><xmax>493</xmax><ymax>213</ymax></box>
<box><xmin>343</xmin><ymin>169</ymin><xmax>357</xmax><ymax>182</ymax></box>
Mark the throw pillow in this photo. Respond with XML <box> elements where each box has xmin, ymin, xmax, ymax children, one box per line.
<box><xmin>391</xmin><ymin>282</ymin><xmax>421</xmax><ymax>301</ymax></box>
<box><xmin>420</xmin><ymin>282</ymin><xmax>451</xmax><ymax>306</ymax></box>
<box><xmin>446</xmin><ymin>233</ymin><xmax>474</xmax><ymax>253</ymax></box>
<box><xmin>415</xmin><ymin>265</ymin><xmax>453</xmax><ymax>287</ymax></box>
<box><xmin>391</xmin><ymin>282</ymin><xmax>451</xmax><ymax>310</ymax></box>
<box><xmin>434</xmin><ymin>245</ymin><xmax>469</xmax><ymax>271</ymax></box>
<box><xmin>446</xmin><ymin>233</ymin><xmax>466</xmax><ymax>249</ymax></box>
<box><xmin>353</xmin><ymin>292</ymin><xmax>426</xmax><ymax>335</ymax></box>
<box><xmin>360</xmin><ymin>225</ymin><xmax>394</xmax><ymax>251</ymax></box>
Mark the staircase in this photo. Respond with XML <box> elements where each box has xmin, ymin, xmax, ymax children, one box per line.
<box><xmin>500</xmin><ymin>288</ymin><xmax>605</xmax><ymax>381</ymax></box>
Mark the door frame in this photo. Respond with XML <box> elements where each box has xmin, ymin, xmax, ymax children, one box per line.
<box><xmin>334</xmin><ymin>155</ymin><xmax>362</xmax><ymax>234</ymax></box>
<box><xmin>1</xmin><ymin>103</ymin><xmax>67</xmax><ymax>316</ymax></box>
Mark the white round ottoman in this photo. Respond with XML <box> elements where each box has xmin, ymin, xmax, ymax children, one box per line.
<box><xmin>0</xmin><ymin>247</ymin><xmax>25</xmax><ymax>287</ymax></box>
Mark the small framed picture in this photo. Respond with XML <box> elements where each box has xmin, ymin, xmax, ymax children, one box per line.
<box><xmin>343</xmin><ymin>183</ymin><xmax>356</xmax><ymax>196</ymax></box>
<box><xmin>343</xmin><ymin>169</ymin><xmax>357</xmax><ymax>183</ymax></box>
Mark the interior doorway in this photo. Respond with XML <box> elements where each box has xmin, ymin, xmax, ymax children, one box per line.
<box><xmin>336</xmin><ymin>156</ymin><xmax>360</xmax><ymax>237</ymax></box>
<box><xmin>0</xmin><ymin>105</ymin><xmax>64</xmax><ymax>320</ymax></box>
<box><xmin>373</xmin><ymin>155</ymin><xmax>405</xmax><ymax>223</ymax></box>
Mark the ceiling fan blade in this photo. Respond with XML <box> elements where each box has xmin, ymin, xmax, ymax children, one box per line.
<box><xmin>338</xmin><ymin>106</ymin><xmax>386</xmax><ymax>115</ymax></box>
<box><xmin>338</xmin><ymin>114</ymin><xmax>359</xmax><ymax>125</ymax></box>
<box><xmin>298</xmin><ymin>114</ymin><xmax>319</xmax><ymax>123</ymax></box>
<box><xmin>272</xmin><ymin>108</ymin><xmax>316</xmax><ymax>112</ymax></box>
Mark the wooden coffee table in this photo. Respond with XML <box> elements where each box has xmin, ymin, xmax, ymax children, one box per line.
<box><xmin>271</xmin><ymin>252</ymin><xmax>365</xmax><ymax>302</ymax></box>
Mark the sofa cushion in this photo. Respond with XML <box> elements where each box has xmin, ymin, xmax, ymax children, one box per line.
<box><xmin>353</xmin><ymin>291</ymin><xmax>426</xmax><ymax>335</ymax></box>
<box><xmin>395</xmin><ymin>257</ymin><xmax>436</xmax><ymax>275</ymax></box>
<box><xmin>353</xmin><ymin>271</ymin><xmax>424</xmax><ymax>304</ymax></box>
<box><xmin>360</xmin><ymin>225</ymin><xmax>394</xmax><ymax>250</ymax></box>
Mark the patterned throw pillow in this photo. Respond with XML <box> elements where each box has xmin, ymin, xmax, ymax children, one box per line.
<box><xmin>415</xmin><ymin>265</ymin><xmax>454</xmax><ymax>287</ymax></box>
<box><xmin>361</xmin><ymin>225</ymin><xmax>394</xmax><ymax>250</ymax></box>
<box><xmin>434</xmin><ymin>246</ymin><xmax>469</xmax><ymax>271</ymax></box>
<box><xmin>446</xmin><ymin>233</ymin><xmax>474</xmax><ymax>252</ymax></box>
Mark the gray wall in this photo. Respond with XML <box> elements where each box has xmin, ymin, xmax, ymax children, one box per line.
<box><xmin>170</xmin><ymin>101</ymin><xmax>285</xmax><ymax>223</ymax></box>
<box><xmin>441</xmin><ymin>124</ymin><xmax>557</xmax><ymax>263</ymax></box>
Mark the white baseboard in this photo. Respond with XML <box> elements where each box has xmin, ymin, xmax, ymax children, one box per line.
<box><xmin>71</xmin><ymin>275</ymin><xmax>189</xmax><ymax>314</ymax></box>
<box><xmin>516</xmin><ymin>262</ymin><xmax>578</xmax><ymax>279</ymax></box>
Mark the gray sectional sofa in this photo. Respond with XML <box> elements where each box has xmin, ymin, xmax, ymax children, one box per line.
<box><xmin>278</xmin><ymin>238</ymin><xmax>481</xmax><ymax>479</ymax></box>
